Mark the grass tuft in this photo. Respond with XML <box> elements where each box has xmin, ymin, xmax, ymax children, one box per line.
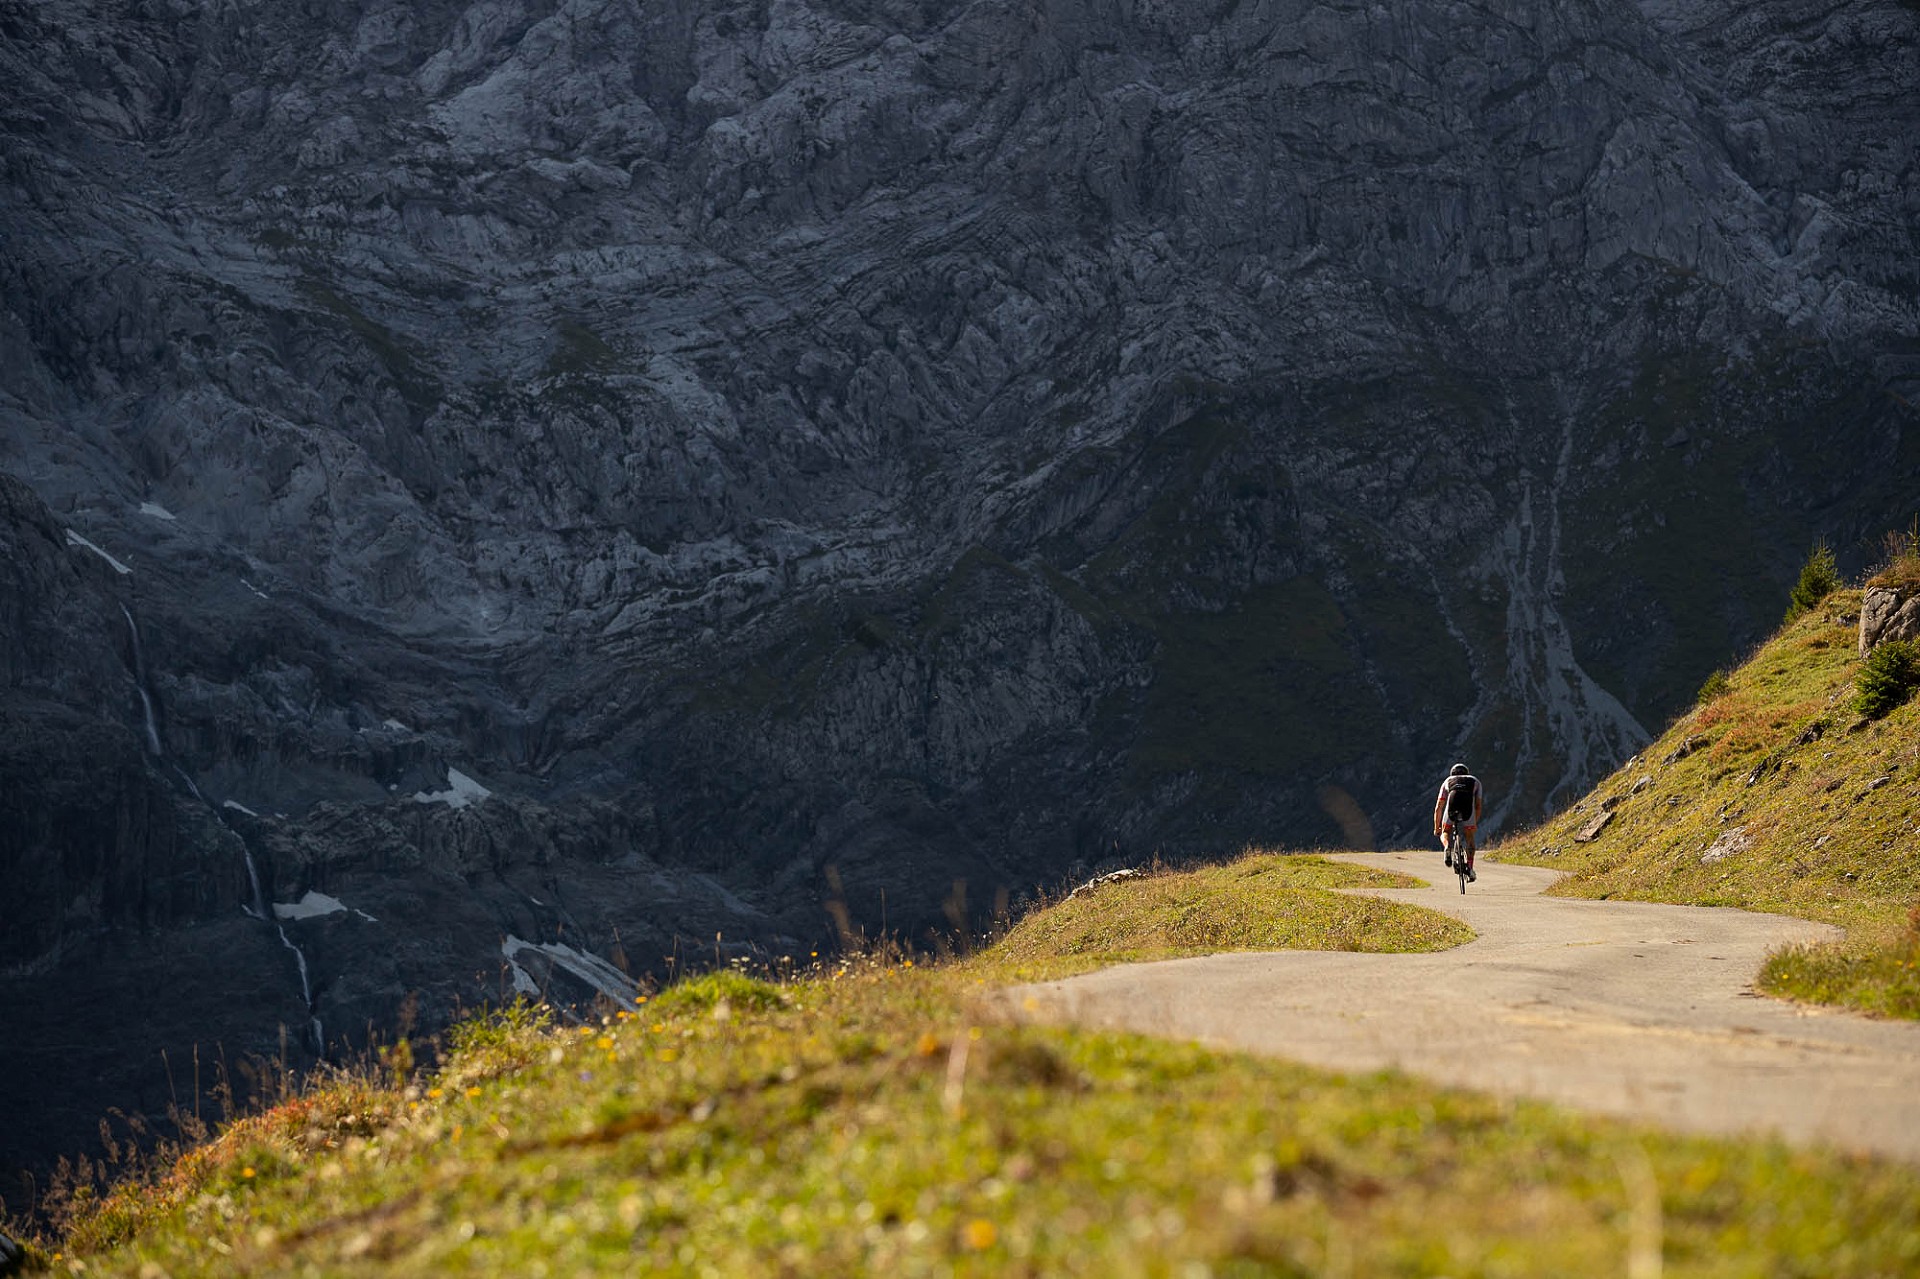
<box><xmin>1865</xmin><ymin>519</ymin><xmax>1920</xmax><ymax>590</ymax></box>
<box><xmin>649</xmin><ymin>968</ymin><xmax>790</xmax><ymax>1016</ymax></box>
<box><xmin>1762</xmin><ymin>925</ymin><xmax>1920</xmax><ymax>1019</ymax></box>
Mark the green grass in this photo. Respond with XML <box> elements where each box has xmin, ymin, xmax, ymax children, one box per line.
<box><xmin>1494</xmin><ymin>589</ymin><xmax>1920</xmax><ymax>1018</ymax></box>
<box><xmin>1761</xmin><ymin>918</ymin><xmax>1920</xmax><ymax>1019</ymax></box>
<box><xmin>983</xmin><ymin>853</ymin><xmax>1471</xmax><ymax>981</ymax></box>
<box><xmin>31</xmin><ymin>851</ymin><xmax>1920</xmax><ymax>1276</ymax></box>
<box><xmin>35</xmin><ymin>958</ymin><xmax>1920</xmax><ymax>1277</ymax></box>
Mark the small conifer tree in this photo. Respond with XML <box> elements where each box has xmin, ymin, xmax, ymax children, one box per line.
<box><xmin>1784</xmin><ymin>541</ymin><xmax>1840</xmax><ymax>623</ymax></box>
<box><xmin>1855</xmin><ymin>640</ymin><xmax>1920</xmax><ymax>719</ymax></box>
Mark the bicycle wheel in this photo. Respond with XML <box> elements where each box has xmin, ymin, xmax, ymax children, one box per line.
<box><xmin>1453</xmin><ymin>833</ymin><xmax>1468</xmax><ymax>894</ymax></box>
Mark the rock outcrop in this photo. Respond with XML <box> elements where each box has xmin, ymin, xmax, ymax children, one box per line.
<box><xmin>1860</xmin><ymin>586</ymin><xmax>1920</xmax><ymax>655</ymax></box>
<box><xmin>1</xmin><ymin>0</ymin><xmax>1916</xmax><ymax>1191</ymax></box>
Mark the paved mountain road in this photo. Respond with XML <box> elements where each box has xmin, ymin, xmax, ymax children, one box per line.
<box><xmin>1008</xmin><ymin>852</ymin><xmax>1920</xmax><ymax>1161</ymax></box>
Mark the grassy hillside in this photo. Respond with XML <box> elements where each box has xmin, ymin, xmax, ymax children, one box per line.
<box><xmin>18</xmin><ymin>852</ymin><xmax>1920</xmax><ymax>1276</ymax></box>
<box><xmin>980</xmin><ymin>853</ymin><xmax>1471</xmax><ymax>978</ymax></box>
<box><xmin>1494</xmin><ymin>587</ymin><xmax>1920</xmax><ymax>1017</ymax></box>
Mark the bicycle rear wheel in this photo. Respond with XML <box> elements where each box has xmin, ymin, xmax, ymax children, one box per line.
<box><xmin>1452</xmin><ymin>832</ymin><xmax>1468</xmax><ymax>893</ymax></box>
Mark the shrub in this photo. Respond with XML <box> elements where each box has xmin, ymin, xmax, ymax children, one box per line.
<box><xmin>1866</xmin><ymin>520</ymin><xmax>1920</xmax><ymax>590</ymax></box>
<box><xmin>650</xmin><ymin>968</ymin><xmax>788</xmax><ymax>1015</ymax></box>
<box><xmin>1695</xmin><ymin>668</ymin><xmax>1732</xmax><ymax>706</ymax></box>
<box><xmin>1784</xmin><ymin>541</ymin><xmax>1840</xmax><ymax>622</ymax></box>
<box><xmin>1855</xmin><ymin>640</ymin><xmax>1920</xmax><ymax>719</ymax></box>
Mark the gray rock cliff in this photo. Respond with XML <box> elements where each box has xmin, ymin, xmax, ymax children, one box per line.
<box><xmin>2</xmin><ymin>0</ymin><xmax>1916</xmax><ymax>1190</ymax></box>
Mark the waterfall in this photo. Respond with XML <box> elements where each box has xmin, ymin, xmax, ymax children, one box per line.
<box><xmin>240</xmin><ymin>840</ymin><xmax>324</xmax><ymax>1053</ymax></box>
<box><xmin>119</xmin><ymin>601</ymin><xmax>326</xmax><ymax>1057</ymax></box>
<box><xmin>118</xmin><ymin>605</ymin><xmax>162</xmax><ymax>754</ymax></box>
<box><xmin>240</xmin><ymin>845</ymin><xmax>269</xmax><ymax>920</ymax></box>
<box><xmin>275</xmin><ymin>923</ymin><xmax>324</xmax><ymax>1053</ymax></box>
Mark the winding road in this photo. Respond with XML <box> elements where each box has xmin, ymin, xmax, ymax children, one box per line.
<box><xmin>1010</xmin><ymin>852</ymin><xmax>1920</xmax><ymax>1161</ymax></box>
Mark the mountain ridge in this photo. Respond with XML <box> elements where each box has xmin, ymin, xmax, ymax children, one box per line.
<box><xmin>2</xmin><ymin>0</ymin><xmax>1917</xmax><ymax>1192</ymax></box>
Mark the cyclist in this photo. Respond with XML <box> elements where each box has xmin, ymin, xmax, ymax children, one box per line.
<box><xmin>1433</xmin><ymin>763</ymin><xmax>1483</xmax><ymax>882</ymax></box>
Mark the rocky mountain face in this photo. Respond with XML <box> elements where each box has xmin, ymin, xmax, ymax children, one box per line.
<box><xmin>2</xmin><ymin>0</ymin><xmax>1916</xmax><ymax>1190</ymax></box>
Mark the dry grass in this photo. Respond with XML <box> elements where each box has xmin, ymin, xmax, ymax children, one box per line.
<box><xmin>1864</xmin><ymin>522</ymin><xmax>1920</xmax><ymax>590</ymax></box>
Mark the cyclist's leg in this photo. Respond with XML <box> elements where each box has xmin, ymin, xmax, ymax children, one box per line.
<box><xmin>1463</xmin><ymin>826</ymin><xmax>1478</xmax><ymax>879</ymax></box>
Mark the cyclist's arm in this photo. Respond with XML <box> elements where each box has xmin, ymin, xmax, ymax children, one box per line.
<box><xmin>1432</xmin><ymin>789</ymin><xmax>1446</xmax><ymax>835</ymax></box>
<box><xmin>1474</xmin><ymin>783</ymin><xmax>1483</xmax><ymax>824</ymax></box>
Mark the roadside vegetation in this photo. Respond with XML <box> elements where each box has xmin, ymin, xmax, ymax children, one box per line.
<box><xmin>1494</xmin><ymin>583</ymin><xmax>1920</xmax><ymax>1020</ymax></box>
<box><xmin>980</xmin><ymin>853</ymin><xmax>1470</xmax><ymax>981</ymax></box>
<box><xmin>16</xmin><ymin>851</ymin><xmax>1920</xmax><ymax>1276</ymax></box>
<box><xmin>1865</xmin><ymin>520</ymin><xmax>1920</xmax><ymax>591</ymax></box>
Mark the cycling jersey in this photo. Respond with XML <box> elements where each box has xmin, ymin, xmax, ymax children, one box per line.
<box><xmin>1437</xmin><ymin>774</ymin><xmax>1482</xmax><ymax>828</ymax></box>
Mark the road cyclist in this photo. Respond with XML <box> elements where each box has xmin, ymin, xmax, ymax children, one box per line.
<box><xmin>1433</xmin><ymin>762</ymin><xmax>1483</xmax><ymax>887</ymax></box>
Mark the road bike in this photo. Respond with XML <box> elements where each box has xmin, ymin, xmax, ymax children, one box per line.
<box><xmin>1444</xmin><ymin>825</ymin><xmax>1473</xmax><ymax>894</ymax></box>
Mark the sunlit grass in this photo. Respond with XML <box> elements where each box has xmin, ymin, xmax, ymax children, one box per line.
<box><xmin>1495</xmin><ymin>589</ymin><xmax>1920</xmax><ymax>1017</ymax></box>
<box><xmin>29</xmin><ymin>849</ymin><xmax>1920</xmax><ymax>1278</ymax></box>
<box><xmin>979</xmin><ymin>852</ymin><xmax>1472</xmax><ymax>982</ymax></box>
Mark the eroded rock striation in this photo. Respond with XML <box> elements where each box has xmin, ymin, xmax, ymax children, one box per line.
<box><xmin>2</xmin><ymin>0</ymin><xmax>1917</xmax><ymax>1183</ymax></box>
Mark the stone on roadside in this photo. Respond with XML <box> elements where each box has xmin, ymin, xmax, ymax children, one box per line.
<box><xmin>1855</xmin><ymin>776</ymin><xmax>1893</xmax><ymax>801</ymax></box>
<box><xmin>1574</xmin><ymin>810</ymin><xmax>1615</xmax><ymax>843</ymax></box>
<box><xmin>1663</xmin><ymin>735</ymin><xmax>1710</xmax><ymax>765</ymax></box>
<box><xmin>1701</xmin><ymin>827</ymin><xmax>1753</xmax><ymax>865</ymax></box>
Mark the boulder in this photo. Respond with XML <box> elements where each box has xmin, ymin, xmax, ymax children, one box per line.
<box><xmin>1574</xmin><ymin>810</ymin><xmax>1615</xmax><ymax>843</ymax></box>
<box><xmin>1663</xmin><ymin>735</ymin><xmax>1710</xmax><ymax>765</ymax></box>
<box><xmin>1860</xmin><ymin>586</ymin><xmax>1920</xmax><ymax>656</ymax></box>
<box><xmin>1701</xmin><ymin>827</ymin><xmax>1753</xmax><ymax>866</ymax></box>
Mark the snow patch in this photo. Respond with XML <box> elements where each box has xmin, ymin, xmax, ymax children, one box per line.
<box><xmin>273</xmin><ymin>890</ymin><xmax>349</xmax><ymax>921</ymax></box>
<box><xmin>66</xmin><ymin>530</ymin><xmax>130</xmax><ymax>574</ymax></box>
<box><xmin>223</xmin><ymin>799</ymin><xmax>260</xmax><ymax>818</ymax></box>
<box><xmin>382</xmin><ymin>718</ymin><xmax>410</xmax><ymax>732</ymax></box>
<box><xmin>501</xmin><ymin>936</ymin><xmax>638</xmax><ymax>1006</ymax></box>
<box><xmin>240</xmin><ymin>578</ymin><xmax>270</xmax><ymax>600</ymax></box>
<box><xmin>413</xmin><ymin>767</ymin><xmax>491</xmax><ymax>809</ymax></box>
<box><xmin>138</xmin><ymin>502</ymin><xmax>176</xmax><ymax>521</ymax></box>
